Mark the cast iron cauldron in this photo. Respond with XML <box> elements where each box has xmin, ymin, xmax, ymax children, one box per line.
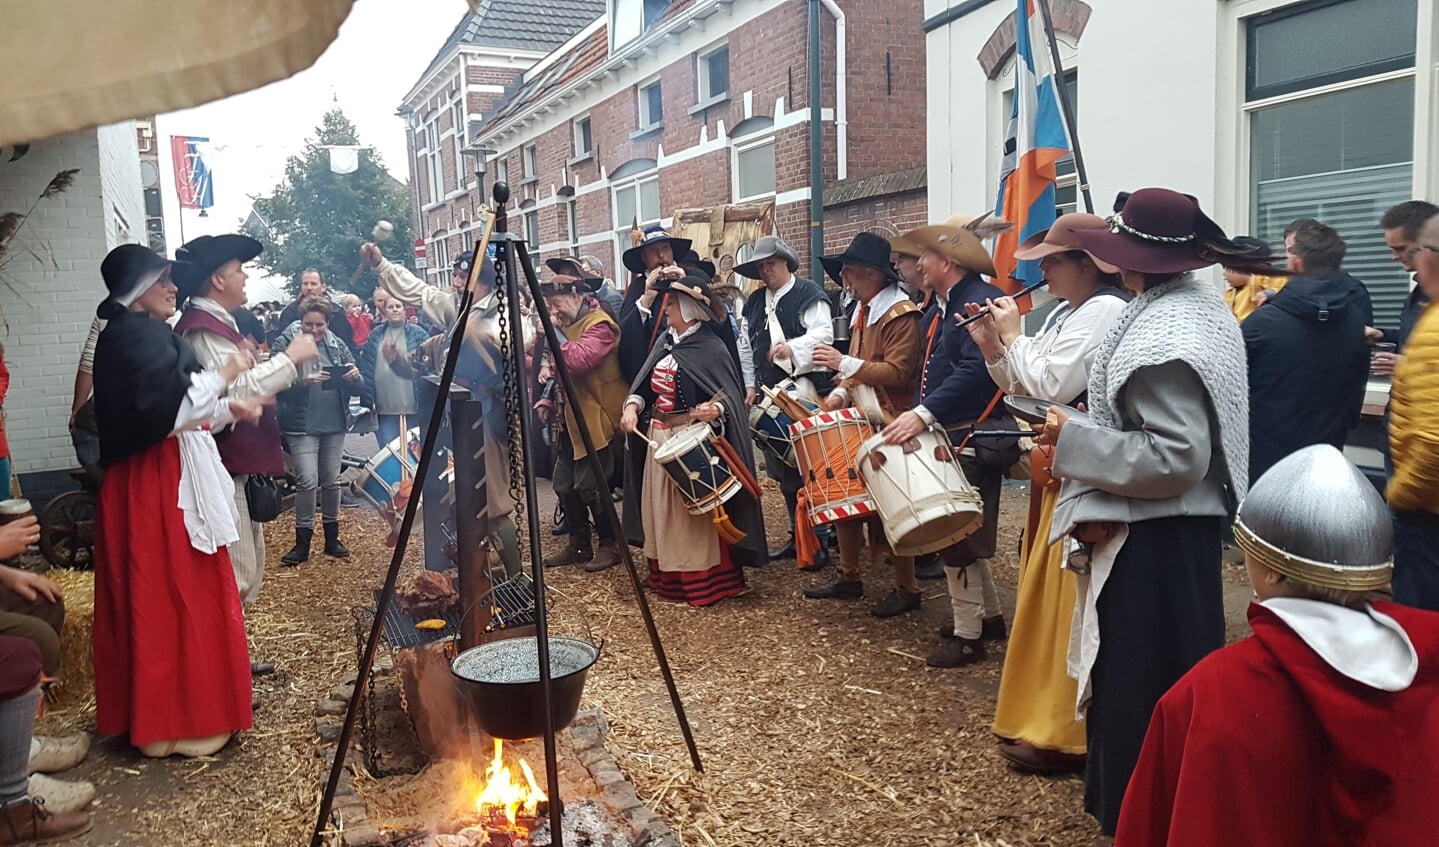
<box><xmin>451</xmin><ymin>636</ymin><xmax>601</xmax><ymax>740</ymax></box>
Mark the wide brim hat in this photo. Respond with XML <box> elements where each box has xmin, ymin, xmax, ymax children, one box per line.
<box><xmin>904</xmin><ymin>212</ymin><xmax>1006</xmax><ymax>278</ymax></box>
<box><xmin>1013</xmin><ymin>213</ymin><xmax>1120</xmax><ymax>274</ymax></box>
<box><xmin>1234</xmin><ymin>444</ymin><xmax>1392</xmax><ymax>591</ymax></box>
<box><xmin>733</xmin><ymin>235</ymin><xmax>800</xmax><ymax>279</ymax></box>
<box><xmin>98</xmin><ymin>244</ymin><xmax>172</xmax><ymax>318</ymax></box>
<box><xmin>171</xmin><ymin>234</ymin><xmax>262</xmax><ymax>301</ymax></box>
<box><xmin>545</xmin><ymin>256</ymin><xmax>605</xmax><ymax>293</ymax></box>
<box><xmin>538</xmin><ymin>274</ymin><xmax>590</xmax><ymax>298</ymax></box>
<box><xmin>621</xmin><ymin>226</ymin><xmax>692</xmax><ymax>275</ymax></box>
<box><xmin>652</xmin><ymin>270</ymin><xmax>720</xmax><ymax>323</ymax></box>
<box><xmin>818</xmin><ymin>232</ymin><xmax>900</xmax><ymax>288</ymax></box>
<box><xmin>888</xmin><ymin>232</ymin><xmax>924</xmax><ymax>259</ymax></box>
<box><xmin>1074</xmin><ymin>188</ymin><xmax>1225</xmax><ymax>275</ymax></box>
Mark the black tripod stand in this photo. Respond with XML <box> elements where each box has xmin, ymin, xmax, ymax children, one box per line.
<box><xmin>310</xmin><ymin>182</ymin><xmax>701</xmax><ymax>847</ymax></box>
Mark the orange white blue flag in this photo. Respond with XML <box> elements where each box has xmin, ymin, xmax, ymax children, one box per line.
<box><xmin>993</xmin><ymin>0</ymin><xmax>1072</xmax><ymax>299</ymax></box>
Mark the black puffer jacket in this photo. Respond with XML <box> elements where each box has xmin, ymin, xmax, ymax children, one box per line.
<box><xmin>1243</xmin><ymin>272</ymin><xmax>1371</xmax><ymax>482</ymax></box>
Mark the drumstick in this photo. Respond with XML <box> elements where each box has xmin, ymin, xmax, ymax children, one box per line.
<box><xmin>953</xmin><ymin>278</ymin><xmax>1049</xmax><ymax>329</ymax></box>
<box><xmin>632</xmin><ymin>429</ymin><xmax>655</xmax><ymax>447</ymax></box>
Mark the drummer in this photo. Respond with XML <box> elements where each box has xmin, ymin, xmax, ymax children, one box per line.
<box><xmin>735</xmin><ymin>235</ymin><xmax>836</xmax><ymax>566</ymax></box>
<box><xmin>883</xmin><ymin>213</ymin><xmax>1013</xmax><ymax>655</ymax></box>
<box><xmin>619</xmin><ymin>271</ymin><xmax>767</xmax><ymax>605</ymax></box>
<box><xmin>809</xmin><ymin>233</ymin><xmax>924</xmax><ymax>617</ymax></box>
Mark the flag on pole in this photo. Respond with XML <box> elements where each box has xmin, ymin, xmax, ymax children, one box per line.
<box><xmin>993</xmin><ymin>0</ymin><xmax>1072</xmax><ymax>299</ymax></box>
<box><xmin>170</xmin><ymin>135</ymin><xmax>214</xmax><ymax>211</ymax></box>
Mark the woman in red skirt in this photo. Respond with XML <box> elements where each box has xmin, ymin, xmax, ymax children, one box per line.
<box><xmin>91</xmin><ymin>244</ymin><xmax>265</xmax><ymax>758</ymax></box>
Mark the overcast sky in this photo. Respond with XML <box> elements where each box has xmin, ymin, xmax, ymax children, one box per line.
<box><xmin>156</xmin><ymin>0</ymin><xmax>465</xmax><ymax>300</ymax></box>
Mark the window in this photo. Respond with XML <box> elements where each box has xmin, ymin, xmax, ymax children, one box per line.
<box><xmin>495</xmin><ymin>156</ymin><xmax>509</xmax><ymax>187</ymax></box>
<box><xmin>637</xmin><ymin>81</ymin><xmax>664</xmax><ymax>132</ymax></box>
<box><xmin>452</xmin><ymin>102</ymin><xmax>467</xmax><ymax>190</ymax></box>
<box><xmin>733</xmin><ymin>137</ymin><xmax>776</xmax><ymax>202</ymax></box>
<box><xmin>612</xmin><ymin>170</ymin><xmax>661</xmax><ymax>252</ymax></box>
<box><xmin>698</xmin><ymin>45</ymin><xmax>730</xmax><ymax>103</ymax></box>
<box><xmin>611</xmin><ymin>0</ymin><xmax>670</xmax><ymax>49</ymax></box>
<box><xmin>433</xmin><ymin>232</ymin><xmax>451</xmax><ymax>278</ymax></box>
<box><xmin>523</xmin><ymin>144</ymin><xmax>538</xmax><ymax>181</ymax></box>
<box><xmin>523</xmin><ymin>207</ymin><xmax>540</xmax><ymax>251</ymax></box>
<box><xmin>425</xmin><ymin>117</ymin><xmax>443</xmax><ymax>204</ymax></box>
<box><xmin>566</xmin><ymin>198</ymin><xmax>579</xmax><ymax>251</ymax></box>
<box><xmin>573</xmin><ymin>116</ymin><xmax>593</xmax><ymax>158</ymax></box>
<box><xmin>1246</xmin><ymin>0</ymin><xmax>1417</xmax><ymax>326</ymax></box>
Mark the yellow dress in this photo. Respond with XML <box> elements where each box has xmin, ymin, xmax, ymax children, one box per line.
<box><xmin>990</xmin><ymin>447</ymin><xmax>1086</xmax><ymax>754</ymax></box>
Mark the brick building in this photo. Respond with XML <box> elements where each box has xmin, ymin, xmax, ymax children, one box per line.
<box><xmin>399</xmin><ymin>0</ymin><xmax>606</xmax><ymax>286</ymax></box>
<box><xmin>403</xmin><ymin>0</ymin><xmax>928</xmax><ymax>287</ymax></box>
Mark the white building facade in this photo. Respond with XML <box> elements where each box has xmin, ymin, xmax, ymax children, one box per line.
<box><xmin>926</xmin><ymin>0</ymin><xmax>1428</xmax><ymax>328</ymax></box>
<box><xmin>0</xmin><ymin>125</ymin><xmax>144</xmax><ymax>481</ymax></box>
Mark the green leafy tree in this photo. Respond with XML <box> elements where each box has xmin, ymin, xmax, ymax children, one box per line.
<box><xmin>247</xmin><ymin>108</ymin><xmax>412</xmax><ymax>300</ymax></box>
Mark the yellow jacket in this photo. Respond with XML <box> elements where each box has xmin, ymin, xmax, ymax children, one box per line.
<box><xmin>1224</xmin><ymin>274</ymin><xmax>1289</xmax><ymax>322</ymax></box>
<box><xmin>558</xmin><ymin>305</ymin><xmax>628</xmax><ymax>460</ymax></box>
<box><xmin>1388</xmin><ymin>302</ymin><xmax>1439</xmax><ymax>514</ymax></box>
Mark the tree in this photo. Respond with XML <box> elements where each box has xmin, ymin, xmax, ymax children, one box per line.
<box><xmin>247</xmin><ymin>108</ymin><xmax>413</xmax><ymax>300</ymax></box>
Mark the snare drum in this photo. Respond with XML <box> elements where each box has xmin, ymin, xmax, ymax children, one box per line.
<box><xmin>652</xmin><ymin>422</ymin><xmax>743</xmax><ymax>516</ymax></box>
<box><xmin>748</xmin><ymin>379</ymin><xmax>819</xmax><ymax>468</ymax></box>
<box><xmin>790</xmin><ymin>408</ymin><xmax>875</xmax><ymax>525</ymax></box>
<box><xmin>359</xmin><ymin>429</ymin><xmax>421</xmax><ymax>514</ymax></box>
<box><xmin>857</xmin><ymin>428</ymin><xmax>983</xmax><ymax>556</ymax></box>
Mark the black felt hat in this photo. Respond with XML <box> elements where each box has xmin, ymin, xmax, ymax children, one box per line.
<box><xmin>818</xmin><ymin>232</ymin><xmax>900</xmax><ymax>287</ymax></box>
<box><xmin>652</xmin><ymin>270</ymin><xmax>720</xmax><ymax>323</ymax></box>
<box><xmin>172</xmin><ymin>234</ymin><xmax>263</xmax><ymax>301</ymax></box>
<box><xmin>621</xmin><ymin>225</ymin><xmax>693</xmax><ymax>275</ymax></box>
<box><xmin>98</xmin><ymin>244</ymin><xmax>171</xmax><ymax>319</ymax></box>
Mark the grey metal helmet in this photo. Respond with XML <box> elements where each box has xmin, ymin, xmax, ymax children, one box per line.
<box><xmin>1233</xmin><ymin>444</ymin><xmax>1392</xmax><ymax>590</ymax></box>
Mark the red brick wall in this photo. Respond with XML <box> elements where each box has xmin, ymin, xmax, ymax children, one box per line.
<box><xmin>427</xmin><ymin>0</ymin><xmax>929</xmax><ymax>280</ymax></box>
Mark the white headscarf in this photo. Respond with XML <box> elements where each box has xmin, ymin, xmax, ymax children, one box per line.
<box><xmin>676</xmin><ymin>291</ymin><xmax>708</xmax><ymax>323</ymax></box>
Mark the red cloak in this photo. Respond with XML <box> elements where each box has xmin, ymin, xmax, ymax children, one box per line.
<box><xmin>1116</xmin><ymin>601</ymin><xmax>1439</xmax><ymax>846</ymax></box>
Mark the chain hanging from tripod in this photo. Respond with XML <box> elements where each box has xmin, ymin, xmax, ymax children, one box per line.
<box><xmin>492</xmin><ymin>239</ymin><xmax>528</xmax><ymax>565</ymax></box>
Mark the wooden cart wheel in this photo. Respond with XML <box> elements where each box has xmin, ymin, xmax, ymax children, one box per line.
<box><xmin>38</xmin><ymin>490</ymin><xmax>97</xmax><ymax>570</ymax></box>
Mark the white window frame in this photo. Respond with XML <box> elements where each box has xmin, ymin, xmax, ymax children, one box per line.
<box><xmin>611</xmin><ymin>171</ymin><xmax>661</xmax><ymax>258</ymax></box>
<box><xmin>523</xmin><ymin>144</ymin><xmax>538</xmax><ymax>180</ymax></box>
<box><xmin>697</xmin><ymin>43</ymin><xmax>730</xmax><ymax>105</ymax></box>
<box><xmin>523</xmin><ymin>206</ymin><xmax>540</xmax><ymax>251</ymax></box>
<box><xmin>572</xmin><ymin>115</ymin><xmax>593</xmax><ymax>159</ymax></box>
<box><xmin>495</xmin><ymin>156</ymin><xmax>509</xmax><ymax>187</ymax></box>
<box><xmin>566</xmin><ymin>197</ymin><xmax>580</xmax><ymax>251</ymax></box>
<box><xmin>637</xmin><ymin>79</ymin><xmax>664</xmax><ymax>132</ymax></box>
<box><xmin>424</xmin><ymin>117</ymin><xmax>443</xmax><ymax>206</ymax></box>
<box><xmin>731</xmin><ymin>135</ymin><xmax>777</xmax><ymax>203</ymax></box>
<box><xmin>452</xmin><ymin>101</ymin><xmax>468</xmax><ymax>191</ymax></box>
<box><xmin>432</xmin><ymin>232</ymin><xmax>451</xmax><ymax>281</ymax></box>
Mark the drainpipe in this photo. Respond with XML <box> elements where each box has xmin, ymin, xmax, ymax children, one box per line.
<box><xmin>808</xmin><ymin>0</ymin><xmax>824</xmax><ymax>279</ymax></box>
<box><xmin>818</xmin><ymin>0</ymin><xmax>848</xmax><ymax>182</ymax></box>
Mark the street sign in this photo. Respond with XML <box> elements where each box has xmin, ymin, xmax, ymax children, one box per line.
<box><xmin>414</xmin><ymin>237</ymin><xmax>427</xmax><ymax>270</ymax></box>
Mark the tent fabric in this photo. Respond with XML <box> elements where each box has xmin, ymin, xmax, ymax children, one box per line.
<box><xmin>0</xmin><ymin>0</ymin><xmax>356</xmax><ymax>147</ymax></box>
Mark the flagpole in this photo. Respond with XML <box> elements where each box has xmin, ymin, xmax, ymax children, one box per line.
<box><xmin>1035</xmin><ymin>0</ymin><xmax>1094</xmax><ymax>215</ymax></box>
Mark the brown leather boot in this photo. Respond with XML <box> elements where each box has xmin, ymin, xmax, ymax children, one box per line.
<box><xmin>0</xmin><ymin>797</ymin><xmax>93</xmax><ymax>845</ymax></box>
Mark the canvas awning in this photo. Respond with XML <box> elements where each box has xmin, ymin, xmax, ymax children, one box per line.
<box><xmin>0</xmin><ymin>0</ymin><xmax>356</xmax><ymax>147</ymax></box>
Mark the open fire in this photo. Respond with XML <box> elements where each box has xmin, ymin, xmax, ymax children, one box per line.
<box><xmin>475</xmin><ymin>739</ymin><xmax>548</xmax><ymax>843</ymax></box>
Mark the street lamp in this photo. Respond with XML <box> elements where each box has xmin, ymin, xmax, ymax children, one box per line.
<box><xmin>462</xmin><ymin>144</ymin><xmax>497</xmax><ymax>200</ymax></box>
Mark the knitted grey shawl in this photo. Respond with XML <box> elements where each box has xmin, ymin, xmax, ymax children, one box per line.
<box><xmin>1085</xmin><ymin>273</ymin><xmax>1249</xmax><ymax>500</ymax></box>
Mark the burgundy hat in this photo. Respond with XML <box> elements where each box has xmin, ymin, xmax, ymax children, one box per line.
<box><xmin>1075</xmin><ymin>188</ymin><xmax>1228</xmax><ymax>275</ymax></box>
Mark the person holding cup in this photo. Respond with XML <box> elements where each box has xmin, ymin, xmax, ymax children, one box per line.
<box><xmin>271</xmin><ymin>297</ymin><xmax>362</xmax><ymax>565</ymax></box>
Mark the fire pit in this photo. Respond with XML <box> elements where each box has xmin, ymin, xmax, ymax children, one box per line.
<box><xmin>314</xmin><ymin>663</ymin><xmax>678</xmax><ymax>847</ymax></box>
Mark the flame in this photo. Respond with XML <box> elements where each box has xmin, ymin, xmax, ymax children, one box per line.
<box><xmin>476</xmin><ymin>739</ymin><xmax>548</xmax><ymax>830</ymax></box>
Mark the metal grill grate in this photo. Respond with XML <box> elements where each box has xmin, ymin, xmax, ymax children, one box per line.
<box><xmin>374</xmin><ymin>572</ymin><xmax>548</xmax><ymax>649</ymax></box>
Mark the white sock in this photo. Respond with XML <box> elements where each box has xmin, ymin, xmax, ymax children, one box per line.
<box><xmin>945</xmin><ymin>565</ymin><xmax>984</xmax><ymax>640</ymax></box>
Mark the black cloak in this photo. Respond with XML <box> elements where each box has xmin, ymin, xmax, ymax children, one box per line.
<box><xmin>93</xmin><ymin>311</ymin><xmax>203</xmax><ymax>467</ymax></box>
